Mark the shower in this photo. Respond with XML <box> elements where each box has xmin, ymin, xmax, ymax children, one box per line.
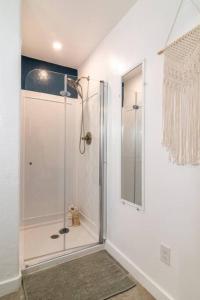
<box><xmin>67</xmin><ymin>76</ymin><xmax>91</xmax><ymax>154</ymax></box>
<box><xmin>21</xmin><ymin>69</ymin><xmax>107</xmax><ymax>268</ymax></box>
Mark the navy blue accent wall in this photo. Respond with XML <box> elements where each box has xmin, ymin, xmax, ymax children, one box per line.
<box><xmin>21</xmin><ymin>56</ymin><xmax>78</xmax><ymax>97</ymax></box>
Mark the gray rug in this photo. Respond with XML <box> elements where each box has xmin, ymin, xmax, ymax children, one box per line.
<box><xmin>23</xmin><ymin>250</ymin><xmax>136</xmax><ymax>300</ymax></box>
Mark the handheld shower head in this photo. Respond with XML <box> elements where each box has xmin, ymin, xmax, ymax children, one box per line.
<box><xmin>60</xmin><ymin>75</ymin><xmax>90</xmax><ymax>155</ymax></box>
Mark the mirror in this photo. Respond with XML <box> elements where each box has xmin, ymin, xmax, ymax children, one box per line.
<box><xmin>121</xmin><ymin>63</ymin><xmax>144</xmax><ymax>207</ymax></box>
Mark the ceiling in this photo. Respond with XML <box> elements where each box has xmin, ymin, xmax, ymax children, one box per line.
<box><xmin>22</xmin><ymin>0</ymin><xmax>138</xmax><ymax>68</ymax></box>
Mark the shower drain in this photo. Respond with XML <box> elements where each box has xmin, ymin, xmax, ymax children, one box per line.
<box><xmin>50</xmin><ymin>234</ymin><xmax>60</xmax><ymax>239</ymax></box>
<box><xmin>50</xmin><ymin>228</ymin><xmax>69</xmax><ymax>240</ymax></box>
<box><xmin>59</xmin><ymin>227</ymin><xmax>70</xmax><ymax>234</ymax></box>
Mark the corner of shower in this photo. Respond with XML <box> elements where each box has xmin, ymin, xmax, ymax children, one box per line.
<box><xmin>20</xmin><ymin>69</ymin><xmax>107</xmax><ymax>271</ymax></box>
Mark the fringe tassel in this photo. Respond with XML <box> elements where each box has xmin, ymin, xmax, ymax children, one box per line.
<box><xmin>162</xmin><ymin>25</ymin><xmax>200</xmax><ymax>165</ymax></box>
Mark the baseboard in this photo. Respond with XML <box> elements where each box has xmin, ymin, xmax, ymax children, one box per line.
<box><xmin>105</xmin><ymin>240</ymin><xmax>175</xmax><ymax>300</ymax></box>
<box><xmin>0</xmin><ymin>273</ymin><xmax>21</xmax><ymax>298</ymax></box>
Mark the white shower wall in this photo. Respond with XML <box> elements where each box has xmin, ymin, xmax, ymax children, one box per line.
<box><xmin>22</xmin><ymin>92</ymin><xmax>77</xmax><ymax>225</ymax></box>
<box><xmin>75</xmin><ymin>80</ymin><xmax>101</xmax><ymax>236</ymax></box>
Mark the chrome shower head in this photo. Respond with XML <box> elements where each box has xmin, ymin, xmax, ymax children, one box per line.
<box><xmin>67</xmin><ymin>78</ymin><xmax>83</xmax><ymax>99</ymax></box>
<box><xmin>60</xmin><ymin>76</ymin><xmax>89</xmax><ymax>99</ymax></box>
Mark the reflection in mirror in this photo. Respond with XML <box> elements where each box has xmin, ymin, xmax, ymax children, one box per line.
<box><xmin>121</xmin><ymin>64</ymin><xmax>143</xmax><ymax>207</ymax></box>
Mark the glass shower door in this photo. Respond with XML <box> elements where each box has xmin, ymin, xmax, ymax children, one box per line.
<box><xmin>64</xmin><ymin>79</ymin><xmax>107</xmax><ymax>252</ymax></box>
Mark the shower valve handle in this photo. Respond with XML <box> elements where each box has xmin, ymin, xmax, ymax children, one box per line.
<box><xmin>81</xmin><ymin>132</ymin><xmax>92</xmax><ymax>145</ymax></box>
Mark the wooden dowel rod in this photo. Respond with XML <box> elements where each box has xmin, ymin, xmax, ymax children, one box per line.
<box><xmin>157</xmin><ymin>24</ymin><xmax>200</xmax><ymax>56</ymax></box>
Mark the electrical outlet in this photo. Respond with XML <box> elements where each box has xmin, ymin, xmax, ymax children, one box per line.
<box><xmin>160</xmin><ymin>244</ymin><xmax>171</xmax><ymax>266</ymax></box>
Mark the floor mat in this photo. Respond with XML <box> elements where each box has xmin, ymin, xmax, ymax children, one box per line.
<box><xmin>23</xmin><ymin>250</ymin><xmax>136</xmax><ymax>300</ymax></box>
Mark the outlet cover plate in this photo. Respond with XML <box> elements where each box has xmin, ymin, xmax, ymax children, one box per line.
<box><xmin>160</xmin><ymin>244</ymin><xmax>171</xmax><ymax>266</ymax></box>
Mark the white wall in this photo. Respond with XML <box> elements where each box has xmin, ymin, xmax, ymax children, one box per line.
<box><xmin>79</xmin><ymin>1</ymin><xmax>200</xmax><ymax>299</ymax></box>
<box><xmin>0</xmin><ymin>0</ymin><xmax>21</xmax><ymax>296</ymax></box>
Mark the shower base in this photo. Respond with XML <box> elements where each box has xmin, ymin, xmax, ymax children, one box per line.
<box><xmin>21</xmin><ymin>220</ymin><xmax>97</xmax><ymax>268</ymax></box>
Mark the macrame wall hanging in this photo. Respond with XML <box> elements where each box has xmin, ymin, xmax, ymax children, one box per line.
<box><xmin>158</xmin><ymin>0</ymin><xmax>200</xmax><ymax>165</ymax></box>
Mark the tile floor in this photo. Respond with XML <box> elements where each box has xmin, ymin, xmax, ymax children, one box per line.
<box><xmin>111</xmin><ymin>284</ymin><xmax>155</xmax><ymax>300</ymax></box>
<box><xmin>0</xmin><ymin>283</ymin><xmax>155</xmax><ymax>300</ymax></box>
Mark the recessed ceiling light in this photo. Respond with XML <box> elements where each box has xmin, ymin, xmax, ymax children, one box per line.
<box><xmin>53</xmin><ymin>41</ymin><xmax>62</xmax><ymax>51</ymax></box>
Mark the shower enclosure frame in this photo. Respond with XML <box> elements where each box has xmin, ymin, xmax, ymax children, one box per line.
<box><xmin>99</xmin><ymin>80</ymin><xmax>107</xmax><ymax>244</ymax></box>
<box><xmin>20</xmin><ymin>73</ymin><xmax>108</xmax><ymax>271</ymax></box>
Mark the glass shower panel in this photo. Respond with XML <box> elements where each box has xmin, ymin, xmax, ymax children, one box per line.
<box><xmin>25</xmin><ymin>69</ymin><xmax>65</xmax><ymax>96</ymax></box>
<box><xmin>25</xmin><ymin>69</ymin><xmax>77</xmax><ymax>98</ymax></box>
<box><xmin>64</xmin><ymin>78</ymin><xmax>103</xmax><ymax>251</ymax></box>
